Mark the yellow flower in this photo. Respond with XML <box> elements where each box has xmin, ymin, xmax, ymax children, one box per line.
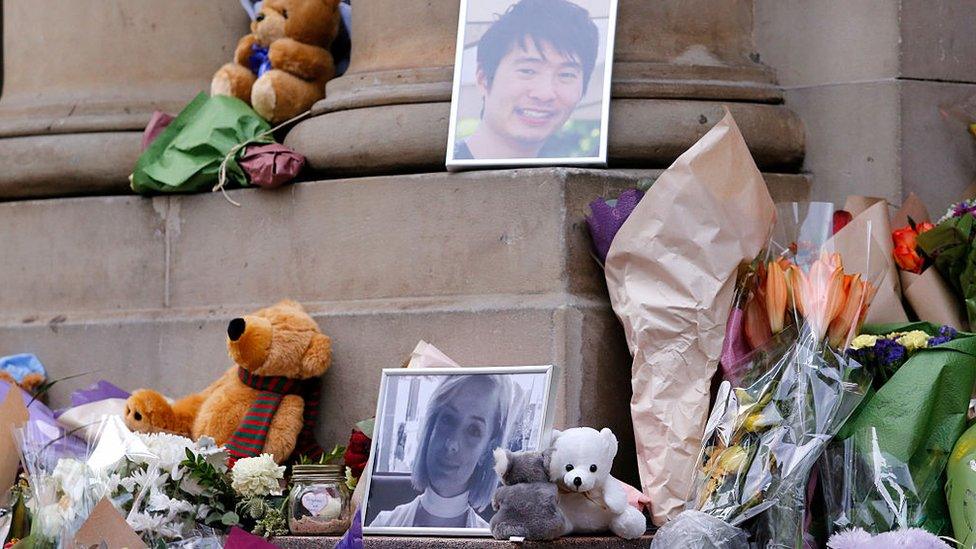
<box><xmin>850</xmin><ymin>334</ymin><xmax>878</xmax><ymax>350</ymax></box>
<box><xmin>715</xmin><ymin>446</ymin><xmax>748</xmax><ymax>475</ymax></box>
<box><xmin>896</xmin><ymin>330</ymin><xmax>930</xmax><ymax>351</ymax></box>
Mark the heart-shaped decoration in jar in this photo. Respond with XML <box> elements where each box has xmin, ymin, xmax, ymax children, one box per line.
<box><xmin>301</xmin><ymin>490</ymin><xmax>331</xmax><ymax>516</ymax></box>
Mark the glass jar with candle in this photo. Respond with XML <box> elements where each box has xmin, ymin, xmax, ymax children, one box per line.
<box><xmin>288</xmin><ymin>464</ymin><xmax>351</xmax><ymax>534</ymax></box>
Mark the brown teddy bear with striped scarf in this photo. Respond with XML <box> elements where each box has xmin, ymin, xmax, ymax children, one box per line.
<box><xmin>124</xmin><ymin>300</ymin><xmax>331</xmax><ymax>465</ymax></box>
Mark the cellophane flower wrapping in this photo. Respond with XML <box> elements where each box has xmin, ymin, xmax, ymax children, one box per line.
<box><xmin>13</xmin><ymin>415</ymin><xmax>107</xmax><ymax>547</ymax></box>
<box><xmin>821</xmin><ymin>322</ymin><xmax>976</xmax><ymax>537</ymax></box>
<box><xmin>14</xmin><ymin>414</ymin><xmax>233</xmax><ymax>547</ymax></box>
<box><xmin>674</xmin><ymin>202</ymin><xmax>886</xmax><ymax>549</ymax></box>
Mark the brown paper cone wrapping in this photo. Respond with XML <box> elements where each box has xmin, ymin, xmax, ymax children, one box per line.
<box><xmin>835</xmin><ymin>198</ymin><xmax>907</xmax><ymax>324</ymax></box>
<box><xmin>71</xmin><ymin>497</ymin><xmax>147</xmax><ymax>549</ymax></box>
<box><xmin>0</xmin><ymin>386</ymin><xmax>29</xmax><ymax>507</ymax></box>
<box><xmin>604</xmin><ymin>112</ymin><xmax>775</xmax><ymax>525</ymax></box>
<box><xmin>890</xmin><ymin>192</ymin><xmax>931</xmax><ymax>229</ymax></box>
<box><xmin>901</xmin><ymin>269</ymin><xmax>969</xmax><ymax>331</ymax></box>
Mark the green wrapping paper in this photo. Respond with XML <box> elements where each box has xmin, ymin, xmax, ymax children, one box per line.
<box><xmin>832</xmin><ymin>322</ymin><xmax>976</xmax><ymax>534</ymax></box>
<box><xmin>130</xmin><ymin>93</ymin><xmax>273</xmax><ymax>194</ymax></box>
<box><xmin>916</xmin><ymin>213</ymin><xmax>976</xmax><ymax>328</ymax></box>
<box><xmin>947</xmin><ymin>423</ymin><xmax>976</xmax><ymax>547</ymax></box>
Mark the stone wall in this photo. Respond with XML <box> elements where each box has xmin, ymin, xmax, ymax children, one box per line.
<box><xmin>755</xmin><ymin>0</ymin><xmax>976</xmax><ymax>209</ymax></box>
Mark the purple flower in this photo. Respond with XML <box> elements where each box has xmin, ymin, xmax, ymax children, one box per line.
<box><xmin>586</xmin><ymin>189</ymin><xmax>644</xmax><ymax>263</ymax></box>
<box><xmin>954</xmin><ymin>200</ymin><xmax>976</xmax><ymax>218</ymax></box>
<box><xmin>847</xmin><ymin>338</ymin><xmax>908</xmax><ymax>384</ymax></box>
<box><xmin>928</xmin><ymin>325</ymin><xmax>958</xmax><ymax>347</ymax></box>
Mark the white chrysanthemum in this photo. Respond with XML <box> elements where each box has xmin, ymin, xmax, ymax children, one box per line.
<box><xmin>231</xmin><ymin>454</ymin><xmax>285</xmax><ymax>498</ymax></box>
<box><xmin>136</xmin><ymin>432</ymin><xmax>197</xmax><ymax>480</ymax></box>
<box><xmin>127</xmin><ymin>510</ymin><xmax>167</xmax><ymax>533</ymax></box>
<box><xmin>147</xmin><ymin>492</ymin><xmax>194</xmax><ymax>520</ymax></box>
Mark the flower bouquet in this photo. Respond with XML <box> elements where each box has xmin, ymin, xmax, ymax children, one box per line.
<box><xmin>654</xmin><ymin>202</ymin><xmax>886</xmax><ymax>549</ymax></box>
<box><xmin>10</xmin><ymin>414</ymin><xmax>302</xmax><ymax>547</ymax></box>
<box><xmin>916</xmin><ymin>200</ymin><xmax>976</xmax><ymax>329</ymax></box>
<box><xmin>821</xmin><ymin>322</ymin><xmax>976</xmax><ymax>536</ymax></box>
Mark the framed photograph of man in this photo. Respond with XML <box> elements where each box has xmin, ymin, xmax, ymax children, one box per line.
<box><xmin>446</xmin><ymin>0</ymin><xmax>618</xmax><ymax>169</ymax></box>
<box><xmin>360</xmin><ymin>366</ymin><xmax>555</xmax><ymax>536</ymax></box>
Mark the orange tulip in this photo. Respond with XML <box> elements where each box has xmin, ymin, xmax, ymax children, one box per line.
<box><xmin>744</xmin><ymin>290</ymin><xmax>772</xmax><ymax>350</ymax></box>
<box><xmin>765</xmin><ymin>260</ymin><xmax>788</xmax><ymax>333</ymax></box>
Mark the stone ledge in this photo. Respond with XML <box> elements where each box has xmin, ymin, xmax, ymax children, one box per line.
<box><xmin>274</xmin><ymin>534</ymin><xmax>653</xmax><ymax>548</ymax></box>
<box><xmin>0</xmin><ymin>168</ymin><xmax>810</xmax><ymax>316</ymax></box>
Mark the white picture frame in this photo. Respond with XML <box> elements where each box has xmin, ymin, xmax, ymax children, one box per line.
<box><xmin>360</xmin><ymin>365</ymin><xmax>556</xmax><ymax>537</ymax></box>
<box><xmin>445</xmin><ymin>0</ymin><xmax>618</xmax><ymax>170</ymax></box>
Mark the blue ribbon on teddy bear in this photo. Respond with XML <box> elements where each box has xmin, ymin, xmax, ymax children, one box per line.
<box><xmin>249</xmin><ymin>43</ymin><xmax>272</xmax><ymax>77</ymax></box>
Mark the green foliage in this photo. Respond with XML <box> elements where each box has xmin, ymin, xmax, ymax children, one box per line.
<box><xmin>235</xmin><ymin>496</ymin><xmax>288</xmax><ymax>538</ymax></box>
<box><xmin>297</xmin><ymin>444</ymin><xmax>345</xmax><ymax>465</ymax></box>
<box><xmin>180</xmin><ymin>448</ymin><xmax>239</xmax><ymax>529</ymax></box>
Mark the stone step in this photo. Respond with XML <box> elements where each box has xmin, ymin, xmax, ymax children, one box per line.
<box><xmin>273</xmin><ymin>534</ymin><xmax>654</xmax><ymax>548</ymax></box>
<box><xmin>0</xmin><ymin>168</ymin><xmax>809</xmax><ymax>484</ymax></box>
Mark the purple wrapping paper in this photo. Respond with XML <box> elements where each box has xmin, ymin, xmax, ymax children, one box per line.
<box><xmin>239</xmin><ymin>143</ymin><xmax>306</xmax><ymax>188</ymax></box>
<box><xmin>333</xmin><ymin>510</ymin><xmax>363</xmax><ymax>549</ymax></box>
<box><xmin>70</xmin><ymin>380</ymin><xmax>130</xmax><ymax>409</ymax></box>
<box><xmin>719</xmin><ymin>308</ymin><xmax>751</xmax><ymax>382</ymax></box>
<box><xmin>586</xmin><ymin>189</ymin><xmax>645</xmax><ymax>263</ymax></box>
<box><xmin>1</xmin><ymin>380</ymin><xmax>88</xmax><ymax>458</ymax></box>
<box><xmin>141</xmin><ymin>110</ymin><xmax>175</xmax><ymax>151</ymax></box>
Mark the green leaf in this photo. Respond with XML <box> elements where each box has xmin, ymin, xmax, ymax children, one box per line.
<box><xmin>221</xmin><ymin>511</ymin><xmax>240</xmax><ymax>526</ymax></box>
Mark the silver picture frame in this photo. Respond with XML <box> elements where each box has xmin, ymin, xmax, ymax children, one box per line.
<box><xmin>445</xmin><ymin>0</ymin><xmax>618</xmax><ymax>170</ymax></box>
<box><xmin>360</xmin><ymin>365</ymin><xmax>556</xmax><ymax>537</ymax></box>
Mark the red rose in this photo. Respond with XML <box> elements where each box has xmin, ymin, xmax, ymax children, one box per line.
<box><xmin>833</xmin><ymin>210</ymin><xmax>853</xmax><ymax>235</ymax></box>
<box><xmin>343</xmin><ymin>429</ymin><xmax>372</xmax><ymax>479</ymax></box>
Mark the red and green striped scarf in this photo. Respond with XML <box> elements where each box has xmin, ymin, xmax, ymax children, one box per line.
<box><xmin>225</xmin><ymin>367</ymin><xmax>323</xmax><ymax>466</ymax></box>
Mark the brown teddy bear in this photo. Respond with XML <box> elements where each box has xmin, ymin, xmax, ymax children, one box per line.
<box><xmin>124</xmin><ymin>300</ymin><xmax>331</xmax><ymax>464</ymax></box>
<box><xmin>211</xmin><ymin>0</ymin><xmax>342</xmax><ymax>124</ymax></box>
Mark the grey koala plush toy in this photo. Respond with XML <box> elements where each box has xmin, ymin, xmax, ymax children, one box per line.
<box><xmin>489</xmin><ymin>448</ymin><xmax>566</xmax><ymax>541</ymax></box>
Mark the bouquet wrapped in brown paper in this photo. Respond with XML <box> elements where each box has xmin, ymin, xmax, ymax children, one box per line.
<box><xmin>604</xmin><ymin>111</ymin><xmax>776</xmax><ymax>525</ymax></box>
<box><xmin>898</xmin><ymin>194</ymin><xmax>971</xmax><ymax>331</ymax></box>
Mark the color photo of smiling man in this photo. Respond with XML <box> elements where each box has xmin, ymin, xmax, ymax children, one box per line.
<box><xmin>446</xmin><ymin>0</ymin><xmax>617</xmax><ymax>168</ymax></box>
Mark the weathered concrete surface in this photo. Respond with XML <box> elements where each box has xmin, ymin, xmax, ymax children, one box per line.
<box><xmin>0</xmin><ymin>133</ymin><xmax>142</xmax><ymax>199</ymax></box>
<box><xmin>286</xmin><ymin>101</ymin><xmax>804</xmax><ymax>176</ymax></box>
<box><xmin>754</xmin><ymin>0</ymin><xmax>976</xmax><ymax>208</ymax></box>
<box><xmin>0</xmin><ymin>168</ymin><xmax>810</xmax><ymax>316</ymax></box>
<box><xmin>0</xmin><ymin>1</ymin><xmax>248</xmax><ymax>199</ymax></box>
<box><xmin>286</xmin><ymin>0</ymin><xmax>806</xmax><ymax>177</ymax></box>
<box><xmin>274</xmin><ymin>534</ymin><xmax>654</xmax><ymax>548</ymax></box>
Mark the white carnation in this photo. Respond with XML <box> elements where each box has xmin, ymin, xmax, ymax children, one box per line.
<box><xmin>230</xmin><ymin>454</ymin><xmax>285</xmax><ymax>498</ymax></box>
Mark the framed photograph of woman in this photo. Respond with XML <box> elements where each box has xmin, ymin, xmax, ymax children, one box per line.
<box><xmin>360</xmin><ymin>366</ymin><xmax>555</xmax><ymax>536</ymax></box>
<box><xmin>445</xmin><ymin>0</ymin><xmax>618</xmax><ymax>170</ymax></box>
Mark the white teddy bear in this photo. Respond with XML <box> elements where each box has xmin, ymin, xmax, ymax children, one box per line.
<box><xmin>548</xmin><ymin>427</ymin><xmax>647</xmax><ymax>539</ymax></box>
